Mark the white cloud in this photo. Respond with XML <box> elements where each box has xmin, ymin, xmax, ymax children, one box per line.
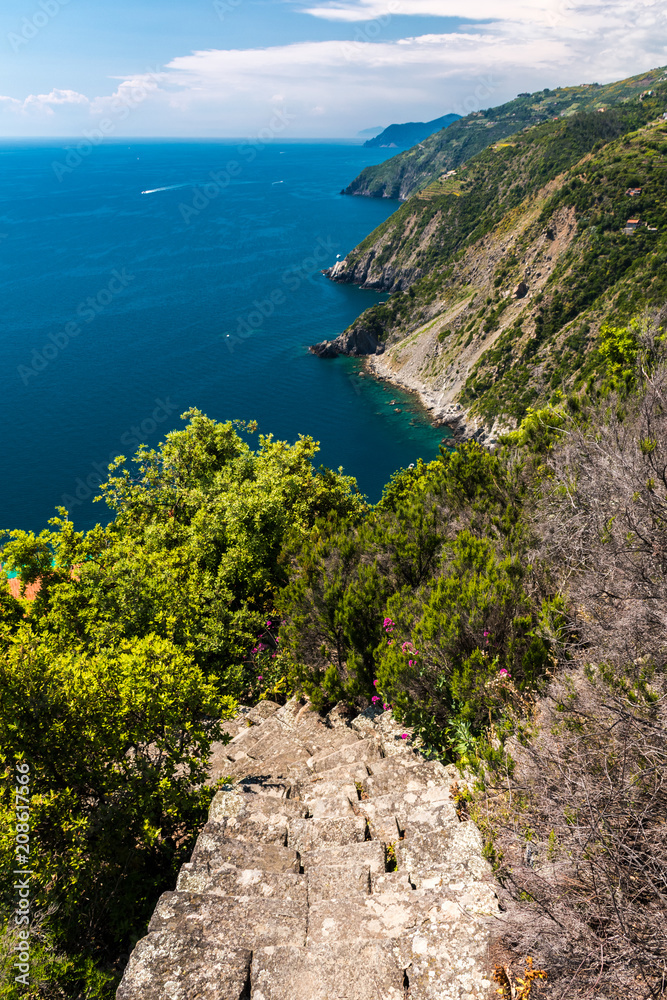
<box><xmin>0</xmin><ymin>2</ymin><xmax>666</xmax><ymax>136</ymax></box>
<box><xmin>1</xmin><ymin>88</ymin><xmax>90</xmax><ymax>116</ymax></box>
<box><xmin>301</xmin><ymin>0</ymin><xmax>551</xmax><ymax>22</ymax></box>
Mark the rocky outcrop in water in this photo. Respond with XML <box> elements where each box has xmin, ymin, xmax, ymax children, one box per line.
<box><xmin>309</xmin><ymin>321</ymin><xmax>385</xmax><ymax>358</ymax></box>
<box><xmin>117</xmin><ymin>698</ymin><xmax>500</xmax><ymax>1000</ymax></box>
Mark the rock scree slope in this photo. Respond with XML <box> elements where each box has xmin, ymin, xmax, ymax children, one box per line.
<box><xmin>116</xmin><ymin>697</ymin><xmax>500</xmax><ymax>1000</ymax></box>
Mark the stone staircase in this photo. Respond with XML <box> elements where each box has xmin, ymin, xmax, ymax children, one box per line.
<box><xmin>117</xmin><ymin>698</ymin><xmax>500</xmax><ymax>1000</ymax></box>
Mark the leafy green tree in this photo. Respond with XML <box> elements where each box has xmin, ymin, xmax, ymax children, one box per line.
<box><xmin>0</xmin><ymin>410</ymin><xmax>367</xmax><ymax>991</ymax></box>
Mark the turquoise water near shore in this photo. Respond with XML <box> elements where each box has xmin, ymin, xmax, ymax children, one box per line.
<box><xmin>0</xmin><ymin>140</ymin><xmax>446</xmax><ymax>531</ymax></box>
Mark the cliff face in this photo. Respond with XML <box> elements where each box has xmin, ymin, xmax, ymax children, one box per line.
<box><xmin>117</xmin><ymin>698</ymin><xmax>499</xmax><ymax>1000</ymax></box>
<box><xmin>313</xmin><ymin>74</ymin><xmax>667</xmax><ymax>440</ymax></box>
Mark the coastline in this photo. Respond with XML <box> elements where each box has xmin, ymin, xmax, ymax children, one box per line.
<box><xmin>362</xmin><ymin>352</ymin><xmax>509</xmax><ymax>449</ymax></box>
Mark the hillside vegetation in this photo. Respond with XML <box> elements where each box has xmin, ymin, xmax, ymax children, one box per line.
<box><xmin>362</xmin><ymin>112</ymin><xmax>461</xmax><ymax>150</ymax></box>
<box><xmin>345</xmin><ymin>66</ymin><xmax>667</xmax><ymax>200</ymax></box>
<box><xmin>320</xmin><ymin>75</ymin><xmax>667</xmax><ymax>436</ymax></box>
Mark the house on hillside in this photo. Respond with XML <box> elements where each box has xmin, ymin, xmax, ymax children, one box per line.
<box><xmin>626</xmin><ymin>187</ymin><xmax>642</xmax><ymax>196</ymax></box>
<box><xmin>624</xmin><ymin>218</ymin><xmax>641</xmax><ymax>234</ymax></box>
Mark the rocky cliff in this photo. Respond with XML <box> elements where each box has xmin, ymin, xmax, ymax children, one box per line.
<box><xmin>117</xmin><ymin>698</ymin><xmax>501</xmax><ymax>1000</ymax></box>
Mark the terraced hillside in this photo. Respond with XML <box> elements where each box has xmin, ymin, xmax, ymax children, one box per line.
<box><xmin>314</xmin><ymin>78</ymin><xmax>667</xmax><ymax>438</ymax></box>
<box><xmin>345</xmin><ymin>66</ymin><xmax>667</xmax><ymax>201</ymax></box>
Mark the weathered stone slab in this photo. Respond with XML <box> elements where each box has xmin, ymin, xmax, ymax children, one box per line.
<box><xmin>362</xmin><ymin>791</ymin><xmax>457</xmax><ymax>842</ymax></box>
<box><xmin>300</xmin><ymin>839</ymin><xmax>385</xmax><ymax>875</ymax></box>
<box><xmin>304</xmin><ymin>792</ymin><xmax>358</xmax><ymax>820</ymax></box>
<box><xmin>307</xmin><ymin>893</ymin><xmax>419</xmax><ymax>944</ymax></box>
<box><xmin>396</xmin><ymin>823</ymin><xmax>491</xmax><ymax>886</ymax></box>
<box><xmin>250</xmin><ymin>941</ymin><xmax>406</xmax><ymax>1000</ymax></box>
<box><xmin>371</xmin><ymin>870</ymin><xmax>415</xmax><ymax>894</ymax></box>
<box><xmin>292</xmin><ymin>764</ymin><xmax>369</xmax><ymax>798</ymax></box>
<box><xmin>391</xmin><ymin>897</ymin><xmax>495</xmax><ymax>1000</ymax></box>
<box><xmin>176</xmin><ymin>864</ymin><xmax>306</xmax><ymax>903</ymax></box>
<box><xmin>148</xmin><ymin>891</ymin><xmax>307</xmax><ymax>948</ymax></box>
<box><xmin>246</xmin><ymin>699</ymin><xmax>282</xmax><ymax>723</ymax></box>
<box><xmin>362</xmin><ymin>757</ymin><xmax>449</xmax><ymax>797</ymax></box>
<box><xmin>286</xmin><ymin>815</ymin><xmax>367</xmax><ymax>851</ymax></box>
<box><xmin>307</xmin><ymin>738</ymin><xmax>381</xmax><ymax>773</ymax></box>
<box><xmin>306</xmin><ymin>862</ymin><xmax>371</xmax><ymax>901</ymax></box>
<box><xmin>208</xmin><ymin>789</ymin><xmax>307</xmax><ymax>845</ymax></box>
<box><xmin>116</xmin><ymin>930</ymin><xmax>251</xmax><ymax>1000</ymax></box>
<box><xmin>190</xmin><ymin>829</ymin><xmax>300</xmax><ymax>873</ymax></box>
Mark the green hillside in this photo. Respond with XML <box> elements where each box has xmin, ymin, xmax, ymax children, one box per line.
<box><xmin>345</xmin><ymin>66</ymin><xmax>667</xmax><ymax>200</ymax></box>
<box><xmin>322</xmin><ymin>80</ymin><xmax>667</xmax><ymax>429</ymax></box>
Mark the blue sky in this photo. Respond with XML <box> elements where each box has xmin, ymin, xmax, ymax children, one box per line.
<box><xmin>1</xmin><ymin>0</ymin><xmax>666</xmax><ymax>137</ymax></box>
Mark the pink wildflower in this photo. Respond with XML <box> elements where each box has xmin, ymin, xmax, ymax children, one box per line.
<box><xmin>373</xmin><ymin>679</ymin><xmax>378</xmax><ymax>687</ymax></box>
<box><xmin>383</xmin><ymin>703</ymin><xmax>391</xmax><ymax>710</ymax></box>
<box><xmin>371</xmin><ymin>695</ymin><xmax>380</xmax><ymax>704</ymax></box>
<box><xmin>400</xmin><ymin>733</ymin><xmax>408</xmax><ymax>740</ymax></box>
<box><xmin>408</xmin><ymin>660</ymin><xmax>415</xmax><ymax>667</ymax></box>
<box><xmin>258</xmin><ymin>675</ymin><xmax>263</xmax><ymax>682</ymax></box>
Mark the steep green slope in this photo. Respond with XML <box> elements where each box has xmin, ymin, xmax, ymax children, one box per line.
<box><xmin>315</xmin><ymin>85</ymin><xmax>667</xmax><ymax>436</ymax></box>
<box><xmin>328</xmin><ymin>88</ymin><xmax>667</xmax><ymax>292</ymax></box>
<box><xmin>345</xmin><ymin>66</ymin><xmax>666</xmax><ymax>201</ymax></box>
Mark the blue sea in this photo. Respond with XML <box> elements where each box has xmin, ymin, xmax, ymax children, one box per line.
<box><xmin>0</xmin><ymin>139</ymin><xmax>445</xmax><ymax>532</ymax></box>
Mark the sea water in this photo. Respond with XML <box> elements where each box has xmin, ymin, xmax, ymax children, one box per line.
<box><xmin>0</xmin><ymin>139</ymin><xmax>446</xmax><ymax>531</ymax></box>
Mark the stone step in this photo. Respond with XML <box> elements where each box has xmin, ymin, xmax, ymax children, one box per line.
<box><xmin>250</xmin><ymin>941</ymin><xmax>407</xmax><ymax>1000</ymax></box>
<box><xmin>306</xmin><ymin>862</ymin><xmax>372</xmax><ymax>901</ymax></box>
<box><xmin>362</xmin><ymin>793</ymin><xmax>457</xmax><ymax>841</ymax></box>
<box><xmin>292</xmin><ymin>763</ymin><xmax>369</xmax><ymax>799</ymax></box>
<box><xmin>361</xmin><ymin>757</ymin><xmax>450</xmax><ymax>797</ymax></box>
<box><xmin>176</xmin><ymin>863</ymin><xmax>306</xmax><ymax>903</ymax></box>
<box><xmin>190</xmin><ymin>830</ymin><xmax>300</xmax><ymax>874</ymax></box>
<box><xmin>396</xmin><ymin>823</ymin><xmax>491</xmax><ymax>885</ymax></box>
<box><xmin>371</xmin><ymin>870</ymin><xmax>415</xmax><ymax>894</ymax></box>
<box><xmin>307</xmin><ymin>738</ymin><xmax>381</xmax><ymax>773</ymax></box>
<box><xmin>116</xmin><ymin>930</ymin><xmax>251</xmax><ymax>1000</ymax></box>
<box><xmin>300</xmin><ymin>839</ymin><xmax>385</xmax><ymax>875</ymax></box>
<box><xmin>203</xmin><ymin>814</ymin><xmax>289</xmax><ymax>846</ymax></box>
<box><xmin>286</xmin><ymin>815</ymin><xmax>368</xmax><ymax>852</ymax></box>
<box><xmin>210</xmin><ymin>788</ymin><xmax>307</xmax><ymax>821</ymax></box>
<box><xmin>303</xmin><ymin>791</ymin><xmax>358</xmax><ymax>819</ymax></box>
<box><xmin>306</xmin><ymin>893</ymin><xmax>424</xmax><ymax>945</ymax></box>
<box><xmin>148</xmin><ymin>890</ymin><xmax>307</xmax><ymax>949</ymax></box>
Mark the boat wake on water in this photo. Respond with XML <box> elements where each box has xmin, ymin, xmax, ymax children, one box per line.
<box><xmin>141</xmin><ymin>183</ymin><xmax>192</xmax><ymax>195</ymax></box>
